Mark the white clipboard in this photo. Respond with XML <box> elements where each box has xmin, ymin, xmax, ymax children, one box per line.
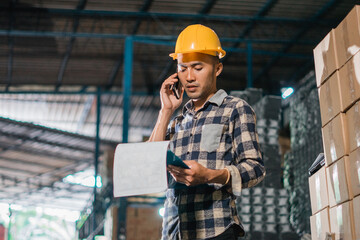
<box><xmin>113</xmin><ymin>141</ymin><xmax>170</xmax><ymax>197</ymax></box>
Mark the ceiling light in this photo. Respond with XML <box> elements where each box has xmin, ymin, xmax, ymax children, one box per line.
<box><xmin>158</xmin><ymin>207</ymin><xmax>165</xmax><ymax>217</ymax></box>
<box><xmin>281</xmin><ymin>87</ymin><xmax>294</xmax><ymax>99</ymax></box>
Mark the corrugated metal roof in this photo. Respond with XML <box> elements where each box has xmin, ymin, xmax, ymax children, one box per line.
<box><xmin>0</xmin><ymin>116</ymin><xmax>117</xmax><ymax>210</ymax></box>
<box><xmin>0</xmin><ymin>93</ymin><xmax>161</xmax><ymax>142</ymax></box>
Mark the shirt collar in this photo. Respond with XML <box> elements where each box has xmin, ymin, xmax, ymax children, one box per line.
<box><xmin>182</xmin><ymin>89</ymin><xmax>228</xmax><ymax>115</ymax></box>
<box><xmin>208</xmin><ymin>89</ymin><xmax>228</xmax><ymax>106</ymax></box>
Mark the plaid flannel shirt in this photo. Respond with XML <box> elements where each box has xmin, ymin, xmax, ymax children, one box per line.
<box><xmin>162</xmin><ymin>89</ymin><xmax>266</xmax><ymax>240</ymax></box>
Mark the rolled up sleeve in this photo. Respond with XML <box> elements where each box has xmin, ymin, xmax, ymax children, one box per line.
<box><xmin>165</xmin><ymin>119</ymin><xmax>176</xmax><ymax>141</ymax></box>
<box><xmin>229</xmin><ymin>102</ymin><xmax>266</xmax><ymax>196</ymax></box>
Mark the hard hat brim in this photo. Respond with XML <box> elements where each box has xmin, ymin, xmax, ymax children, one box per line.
<box><xmin>169</xmin><ymin>49</ymin><xmax>226</xmax><ymax>60</ymax></box>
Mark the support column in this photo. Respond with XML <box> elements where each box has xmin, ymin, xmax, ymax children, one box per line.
<box><xmin>122</xmin><ymin>36</ymin><xmax>133</xmax><ymax>143</ymax></box>
<box><xmin>118</xmin><ymin>36</ymin><xmax>133</xmax><ymax>239</ymax></box>
<box><xmin>92</xmin><ymin>86</ymin><xmax>101</xmax><ymax>239</ymax></box>
<box><xmin>246</xmin><ymin>42</ymin><xmax>253</xmax><ymax>88</ymax></box>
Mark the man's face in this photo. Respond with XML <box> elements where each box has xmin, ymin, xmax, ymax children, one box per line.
<box><xmin>177</xmin><ymin>52</ymin><xmax>223</xmax><ymax>102</ymax></box>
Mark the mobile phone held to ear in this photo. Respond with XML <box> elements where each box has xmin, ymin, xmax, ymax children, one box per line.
<box><xmin>170</xmin><ymin>76</ymin><xmax>181</xmax><ymax>99</ymax></box>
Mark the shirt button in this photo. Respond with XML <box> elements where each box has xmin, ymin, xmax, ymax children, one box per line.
<box><xmin>187</xmin><ymin>151</ymin><xmax>190</xmax><ymax>155</ymax></box>
<box><xmin>190</xmin><ymin>133</ymin><xmax>193</xmax><ymax>137</ymax></box>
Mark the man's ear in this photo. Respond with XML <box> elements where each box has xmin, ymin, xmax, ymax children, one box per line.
<box><xmin>215</xmin><ymin>62</ymin><xmax>223</xmax><ymax>77</ymax></box>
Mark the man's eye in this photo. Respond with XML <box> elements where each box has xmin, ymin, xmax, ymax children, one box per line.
<box><xmin>195</xmin><ymin>68</ymin><xmax>202</xmax><ymax>71</ymax></box>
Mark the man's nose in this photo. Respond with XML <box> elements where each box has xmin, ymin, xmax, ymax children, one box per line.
<box><xmin>186</xmin><ymin>68</ymin><xmax>195</xmax><ymax>81</ymax></box>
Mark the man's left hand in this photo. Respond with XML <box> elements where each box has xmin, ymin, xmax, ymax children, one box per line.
<box><xmin>168</xmin><ymin>161</ymin><xmax>228</xmax><ymax>186</ymax></box>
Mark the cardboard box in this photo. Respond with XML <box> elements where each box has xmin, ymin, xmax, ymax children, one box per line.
<box><xmin>318</xmin><ymin>71</ymin><xmax>342</xmax><ymax>126</ymax></box>
<box><xmin>326</xmin><ymin>156</ymin><xmax>351</xmax><ymax>207</ymax></box>
<box><xmin>126</xmin><ymin>207</ymin><xmax>162</xmax><ymax>240</ymax></box>
<box><xmin>346</xmin><ymin>101</ymin><xmax>360</xmax><ymax>153</ymax></box>
<box><xmin>353</xmin><ymin>195</ymin><xmax>360</xmax><ymax>239</ymax></box>
<box><xmin>322</xmin><ymin>113</ymin><xmax>349</xmax><ymax>165</ymax></box>
<box><xmin>334</xmin><ymin>5</ymin><xmax>360</xmax><ymax>68</ymax></box>
<box><xmin>314</xmin><ymin>29</ymin><xmax>339</xmax><ymax>87</ymax></box>
<box><xmin>310</xmin><ymin>207</ymin><xmax>331</xmax><ymax>240</ymax></box>
<box><xmin>329</xmin><ymin>201</ymin><xmax>354</xmax><ymax>240</ymax></box>
<box><xmin>309</xmin><ymin>166</ymin><xmax>329</xmax><ymax>214</ymax></box>
<box><xmin>338</xmin><ymin>51</ymin><xmax>360</xmax><ymax>112</ymax></box>
<box><xmin>348</xmin><ymin>147</ymin><xmax>360</xmax><ymax>197</ymax></box>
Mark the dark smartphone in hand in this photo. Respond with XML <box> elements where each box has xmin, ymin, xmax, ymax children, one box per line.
<box><xmin>171</xmin><ymin>76</ymin><xmax>181</xmax><ymax>99</ymax></box>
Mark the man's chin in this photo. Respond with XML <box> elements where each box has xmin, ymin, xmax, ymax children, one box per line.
<box><xmin>186</xmin><ymin>92</ymin><xmax>200</xmax><ymax>100</ymax></box>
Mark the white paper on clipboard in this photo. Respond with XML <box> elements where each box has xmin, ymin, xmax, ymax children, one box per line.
<box><xmin>113</xmin><ymin>141</ymin><xmax>170</xmax><ymax>197</ymax></box>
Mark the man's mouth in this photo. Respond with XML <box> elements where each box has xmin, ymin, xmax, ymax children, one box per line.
<box><xmin>186</xmin><ymin>84</ymin><xmax>198</xmax><ymax>91</ymax></box>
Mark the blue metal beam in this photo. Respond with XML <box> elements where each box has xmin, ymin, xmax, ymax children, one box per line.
<box><xmin>93</xmin><ymin>86</ymin><xmax>101</xmax><ymax>240</ymax></box>
<box><xmin>0</xmin><ymin>29</ymin><xmax>317</xmax><ymax>45</ymax></box>
<box><xmin>0</xmin><ymin>29</ymin><xmax>130</xmax><ymax>39</ymax></box>
<box><xmin>56</xmin><ymin>38</ymin><xmax>75</xmax><ymax>90</ymax></box>
<box><xmin>122</xmin><ymin>37</ymin><xmax>133</xmax><ymax>144</ymax></box>
<box><xmin>107</xmin><ymin>0</ymin><xmax>154</xmax><ymax>89</ymax></box>
<box><xmin>6</xmin><ymin>0</ymin><xmax>16</xmax><ymax>90</ymax></box>
<box><xmin>107</xmin><ymin>54</ymin><xmax>123</xmax><ymax>89</ymax></box>
<box><xmin>254</xmin><ymin>0</ymin><xmax>339</xmax><ymax>83</ymax></box>
<box><xmin>117</xmin><ymin>37</ymin><xmax>133</xmax><ymax>240</ymax></box>
<box><xmin>133</xmin><ymin>38</ymin><xmax>174</xmax><ymax>46</ymax></box>
<box><xmin>141</xmin><ymin>37</ymin><xmax>311</xmax><ymax>91</ymax></box>
<box><xmin>200</xmin><ymin>0</ymin><xmax>217</xmax><ymax>14</ymax></box>
<box><xmin>220</xmin><ymin>38</ymin><xmax>315</xmax><ymax>45</ymax></box>
<box><xmin>223</xmin><ymin>0</ymin><xmax>278</xmax><ymax>87</ymax></box>
<box><xmin>56</xmin><ymin>0</ymin><xmax>88</xmax><ymax>91</ymax></box>
<box><xmin>0</xmin><ymin>90</ymin><xmax>154</xmax><ymax>95</ymax></box>
<box><xmin>131</xmin><ymin>0</ymin><xmax>154</xmax><ymax>35</ymax></box>
<box><xmin>77</xmin><ymin>95</ymin><xmax>95</xmax><ymax>132</ymax></box>
<box><xmin>191</xmin><ymin>0</ymin><xmax>217</xmax><ymax>25</ymax></box>
<box><xmin>7</xmin><ymin>39</ymin><xmax>13</xmax><ymax>91</ymax></box>
<box><xmin>230</xmin><ymin>0</ymin><xmax>278</xmax><ymax>49</ymax></box>
<box><xmin>7</xmin><ymin>7</ymin><xmax>336</xmax><ymax>25</ymax></box>
<box><xmin>223</xmin><ymin>46</ymin><xmax>311</xmax><ymax>58</ymax></box>
<box><xmin>247</xmin><ymin>42</ymin><xmax>253</xmax><ymax>88</ymax></box>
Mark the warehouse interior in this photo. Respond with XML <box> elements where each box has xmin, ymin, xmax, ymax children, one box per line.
<box><xmin>0</xmin><ymin>0</ymin><xmax>359</xmax><ymax>239</ymax></box>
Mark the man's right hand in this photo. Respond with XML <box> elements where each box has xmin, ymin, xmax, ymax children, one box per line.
<box><xmin>160</xmin><ymin>73</ymin><xmax>184</xmax><ymax>112</ymax></box>
<box><xmin>148</xmin><ymin>73</ymin><xmax>184</xmax><ymax>142</ymax></box>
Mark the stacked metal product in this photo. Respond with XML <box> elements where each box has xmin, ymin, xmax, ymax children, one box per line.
<box><xmin>230</xmin><ymin>88</ymin><xmax>264</xmax><ymax>107</ymax></box>
<box><xmin>231</xmin><ymin>89</ymin><xmax>299</xmax><ymax>240</ymax></box>
<box><xmin>236</xmin><ymin>187</ymin><xmax>298</xmax><ymax>240</ymax></box>
<box><xmin>252</xmin><ymin>95</ymin><xmax>283</xmax><ymax>189</ymax></box>
<box><xmin>283</xmin><ymin>72</ymin><xmax>323</xmax><ymax>236</ymax></box>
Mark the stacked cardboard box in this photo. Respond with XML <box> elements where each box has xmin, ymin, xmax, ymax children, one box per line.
<box><xmin>310</xmin><ymin>5</ymin><xmax>360</xmax><ymax>240</ymax></box>
<box><xmin>103</xmin><ymin>205</ymin><xmax>163</xmax><ymax>240</ymax></box>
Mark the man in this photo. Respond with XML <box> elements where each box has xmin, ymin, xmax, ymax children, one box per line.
<box><xmin>149</xmin><ymin>24</ymin><xmax>265</xmax><ymax>240</ymax></box>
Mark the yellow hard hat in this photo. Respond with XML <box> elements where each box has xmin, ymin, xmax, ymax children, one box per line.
<box><xmin>169</xmin><ymin>24</ymin><xmax>226</xmax><ymax>60</ymax></box>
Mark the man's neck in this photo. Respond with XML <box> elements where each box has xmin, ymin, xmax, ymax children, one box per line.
<box><xmin>192</xmin><ymin>90</ymin><xmax>217</xmax><ymax>111</ymax></box>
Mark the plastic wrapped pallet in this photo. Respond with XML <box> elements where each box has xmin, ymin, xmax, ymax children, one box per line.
<box><xmin>253</xmin><ymin>95</ymin><xmax>282</xmax><ymax>120</ymax></box>
<box><xmin>251</xmin><ymin>95</ymin><xmax>283</xmax><ymax>188</ymax></box>
<box><xmin>230</xmin><ymin>88</ymin><xmax>263</xmax><ymax>106</ymax></box>
<box><xmin>283</xmin><ymin>72</ymin><xmax>324</xmax><ymax>236</ymax></box>
<box><xmin>289</xmin><ymin>73</ymin><xmax>322</xmax><ymax>149</ymax></box>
